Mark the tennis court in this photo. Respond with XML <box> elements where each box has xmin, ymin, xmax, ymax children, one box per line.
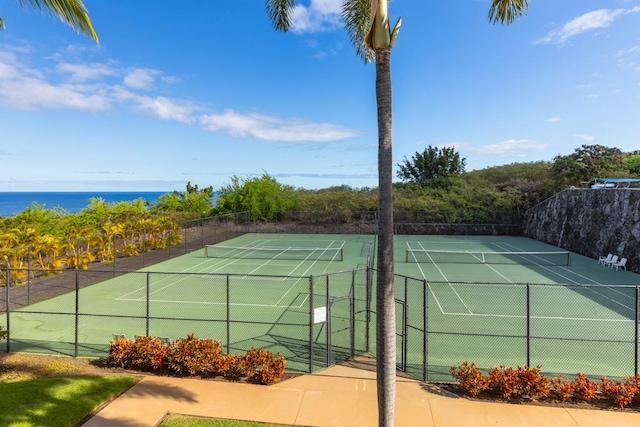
<box><xmin>3</xmin><ymin>233</ymin><xmax>374</xmax><ymax>372</ymax></box>
<box><xmin>390</xmin><ymin>235</ymin><xmax>640</xmax><ymax>381</ymax></box>
<box><xmin>4</xmin><ymin>233</ymin><xmax>640</xmax><ymax>379</ymax></box>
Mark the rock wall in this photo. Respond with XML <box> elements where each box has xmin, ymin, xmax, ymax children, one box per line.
<box><xmin>522</xmin><ymin>189</ymin><xmax>640</xmax><ymax>273</ymax></box>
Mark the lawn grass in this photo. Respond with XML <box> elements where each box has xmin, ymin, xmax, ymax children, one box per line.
<box><xmin>159</xmin><ymin>415</ymin><xmax>289</xmax><ymax>427</ymax></box>
<box><xmin>0</xmin><ymin>375</ymin><xmax>135</xmax><ymax>427</ymax></box>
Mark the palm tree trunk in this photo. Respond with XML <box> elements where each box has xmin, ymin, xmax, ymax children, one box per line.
<box><xmin>375</xmin><ymin>47</ymin><xmax>396</xmax><ymax>427</ymax></box>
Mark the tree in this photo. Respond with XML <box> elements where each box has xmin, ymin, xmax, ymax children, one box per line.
<box><xmin>264</xmin><ymin>1</ymin><xmax>527</xmax><ymax>425</ymax></box>
<box><xmin>625</xmin><ymin>153</ymin><xmax>640</xmax><ymax>176</ymax></box>
<box><xmin>397</xmin><ymin>145</ymin><xmax>466</xmax><ymax>187</ymax></box>
<box><xmin>1</xmin><ymin>0</ymin><xmax>98</xmax><ymax>42</ymax></box>
<box><xmin>215</xmin><ymin>172</ymin><xmax>297</xmax><ymax>220</ymax></box>
<box><xmin>551</xmin><ymin>144</ymin><xmax>629</xmax><ymax>189</ymax></box>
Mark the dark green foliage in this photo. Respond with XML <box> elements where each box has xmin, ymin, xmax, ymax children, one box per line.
<box><xmin>396</xmin><ymin>145</ymin><xmax>466</xmax><ymax>187</ymax></box>
<box><xmin>215</xmin><ymin>172</ymin><xmax>297</xmax><ymax>220</ymax></box>
<box><xmin>550</xmin><ymin>144</ymin><xmax>630</xmax><ymax>189</ymax></box>
<box><xmin>152</xmin><ymin>182</ymin><xmax>214</xmax><ymax>217</ymax></box>
<box><xmin>626</xmin><ymin>153</ymin><xmax>640</xmax><ymax>176</ymax></box>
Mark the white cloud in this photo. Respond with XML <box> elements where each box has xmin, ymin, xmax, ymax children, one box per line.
<box><xmin>0</xmin><ymin>43</ymin><xmax>359</xmax><ymax>144</ymax></box>
<box><xmin>574</xmin><ymin>133</ymin><xmax>596</xmax><ymax>141</ymax></box>
<box><xmin>124</xmin><ymin>68</ymin><xmax>159</xmax><ymax>90</ymax></box>
<box><xmin>131</xmin><ymin>95</ymin><xmax>198</xmax><ymax>124</ymax></box>
<box><xmin>536</xmin><ymin>7</ymin><xmax>640</xmax><ymax>45</ymax></box>
<box><xmin>0</xmin><ymin>53</ymin><xmax>111</xmax><ymax>110</ymax></box>
<box><xmin>467</xmin><ymin>139</ymin><xmax>548</xmax><ymax>158</ymax></box>
<box><xmin>199</xmin><ymin>109</ymin><xmax>359</xmax><ymax>143</ymax></box>
<box><xmin>546</xmin><ymin>117</ymin><xmax>562</xmax><ymax>123</ymax></box>
<box><xmin>290</xmin><ymin>0</ymin><xmax>342</xmax><ymax>33</ymax></box>
<box><xmin>57</xmin><ymin>61</ymin><xmax>117</xmax><ymax>82</ymax></box>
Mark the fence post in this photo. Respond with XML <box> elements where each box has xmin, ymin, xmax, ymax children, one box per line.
<box><xmin>424</xmin><ymin>279</ymin><xmax>428</xmax><ymax>382</ymax></box>
<box><xmin>633</xmin><ymin>286</ymin><xmax>640</xmax><ymax>375</ymax></box>
<box><xmin>365</xmin><ymin>266</ymin><xmax>372</xmax><ymax>353</ymax></box>
<box><xmin>27</xmin><ymin>249</ymin><xmax>31</xmax><ymax>305</ymax></box>
<box><xmin>146</xmin><ymin>273</ymin><xmax>150</xmax><ymax>336</ymax></box>
<box><xmin>309</xmin><ymin>275</ymin><xmax>314</xmax><ymax>373</ymax></box>
<box><xmin>112</xmin><ymin>234</ymin><xmax>117</xmax><ymax>275</ymax></box>
<box><xmin>74</xmin><ymin>270</ymin><xmax>79</xmax><ymax>357</ymax></box>
<box><xmin>350</xmin><ymin>270</ymin><xmax>355</xmax><ymax>358</ymax></box>
<box><xmin>183</xmin><ymin>225</ymin><xmax>187</xmax><ymax>255</ymax></box>
<box><xmin>5</xmin><ymin>268</ymin><xmax>10</xmax><ymax>353</ymax></box>
<box><xmin>326</xmin><ymin>275</ymin><xmax>330</xmax><ymax>367</ymax></box>
<box><xmin>226</xmin><ymin>274</ymin><xmax>231</xmax><ymax>355</ymax></box>
<box><xmin>526</xmin><ymin>283</ymin><xmax>531</xmax><ymax>367</ymax></box>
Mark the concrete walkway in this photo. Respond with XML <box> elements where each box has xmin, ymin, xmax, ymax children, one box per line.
<box><xmin>82</xmin><ymin>360</ymin><xmax>640</xmax><ymax>427</ymax></box>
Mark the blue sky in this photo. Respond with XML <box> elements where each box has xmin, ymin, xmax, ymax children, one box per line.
<box><xmin>0</xmin><ymin>0</ymin><xmax>639</xmax><ymax>192</ymax></box>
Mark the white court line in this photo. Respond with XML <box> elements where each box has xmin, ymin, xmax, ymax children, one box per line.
<box><xmin>409</xmin><ymin>241</ymin><xmax>475</xmax><ymax>314</ymax></box>
<box><xmin>494</xmin><ymin>242</ymin><xmax>635</xmax><ymax>312</ymax></box>
<box><xmin>116</xmin><ymin>297</ymin><xmax>306</xmax><ymax>309</ymax></box>
<box><xmin>410</xmin><ymin>238</ymin><xmax>635</xmax><ymax>323</ymax></box>
<box><xmin>434</xmin><ymin>310</ymin><xmax>631</xmax><ymax>323</ymax></box>
<box><xmin>117</xmin><ymin>239</ymin><xmax>274</xmax><ymax>300</ymax></box>
<box><xmin>275</xmin><ymin>240</ymin><xmax>345</xmax><ymax>306</ymax></box>
<box><xmin>116</xmin><ymin>238</ymin><xmax>344</xmax><ymax>308</ymax></box>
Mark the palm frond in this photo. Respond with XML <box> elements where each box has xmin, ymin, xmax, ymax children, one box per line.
<box><xmin>264</xmin><ymin>0</ymin><xmax>297</xmax><ymax>32</ymax></box>
<box><xmin>488</xmin><ymin>0</ymin><xmax>529</xmax><ymax>25</ymax></box>
<box><xmin>18</xmin><ymin>0</ymin><xmax>98</xmax><ymax>41</ymax></box>
<box><xmin>0</xmin><ymin>16</ymin><xmax>5</xmax><ymax>30</ymax></box>
<box><xmin>342</xmin><ymin>0</ymin><xmax>375</xmax><ymax>63</ymax></box>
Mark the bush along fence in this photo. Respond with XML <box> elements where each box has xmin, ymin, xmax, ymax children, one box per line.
<box><xmin>109</xmin><ymin>334</ymin><xmax>287</xmax><ymax>385</ymax></box>
<box><xmin>450</xmin><ymin>361</ymin><xmax>640</xmax><ymax>410</ymax></box>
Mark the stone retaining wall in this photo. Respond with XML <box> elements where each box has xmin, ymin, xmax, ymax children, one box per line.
<box><xmin>522</xmin><ymin>189</ymin><xmax>640</xmax><ymax>273</ymax></box>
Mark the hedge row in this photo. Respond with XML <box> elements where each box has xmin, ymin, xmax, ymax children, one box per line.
<box><xmin>108</xmin><ymin>334</ymin><xmax>286</xmax><ymax>385</ymax></box>
<box><xmin>451</xmin><ymin>361</ymin><xmax>640</xmax><ymax>409</ymax></box>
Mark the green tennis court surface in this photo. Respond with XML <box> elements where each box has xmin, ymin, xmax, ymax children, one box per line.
<box><xmin>4</xmin><ymin>233</ymin><xmax>640</xmax><ymax>379</ymax></box>
<box><xmin>390</xmin><ymin>235</ymin><xmax>640</xmax><ymax>380</ymax></box>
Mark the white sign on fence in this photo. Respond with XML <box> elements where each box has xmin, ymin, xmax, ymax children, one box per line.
<box><xmin>314</xmin><ymin>306</ymin><xmax>327</xmax><ymax>324</ymax></box>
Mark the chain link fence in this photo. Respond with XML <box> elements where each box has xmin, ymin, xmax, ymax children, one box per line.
<box><xmin>0</xmin><ymin>267</ymin><xmax>372</xmax><ymax>374</ymax></box>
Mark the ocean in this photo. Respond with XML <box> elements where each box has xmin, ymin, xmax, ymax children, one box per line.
<box><xmin>0</xmin><ymin>192</ymin><xmax>169</xmax><ymax>217</ymax></box>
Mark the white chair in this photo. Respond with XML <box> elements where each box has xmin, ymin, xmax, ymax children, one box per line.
<box><xmin>604</xmin><ymin>255</ymin><xmax>618</xmax><ymax>268</ymax></box>
<box><xmin>612</xmin><ymin>257</ymin><xmax>627</xmax><ymax>271</ymax></box>
<box><xmin>598</xmin><ymin>253</ymin><xmax>613</xmax><ymax>265</ymax></box>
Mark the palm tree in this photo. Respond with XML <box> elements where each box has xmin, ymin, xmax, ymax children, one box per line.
<box><xmin>1</xmin><ymin>0</ymin><xmax>98</xmax><ymax>42</ymax></box>
<box><xmin>269</xmin><ymin>1</ymin><xmax>529</xmax><ymax>426</ymax></box>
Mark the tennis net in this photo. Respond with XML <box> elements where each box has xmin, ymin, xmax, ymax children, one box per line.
<box><xmin>405</xmin><ymin>249</ymin><xmax>571</xmax><ymax>266</ymax></box>
<box><xmin>204</xmin><ymin>245</ymin><xmax>344</xmax><ymax>261</ymax></box>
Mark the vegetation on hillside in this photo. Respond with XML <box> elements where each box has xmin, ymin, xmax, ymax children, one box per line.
<box><xmin>1</xmin><ymin>144</ymin><xmax>637</xmax><ymax>280</ymax></box>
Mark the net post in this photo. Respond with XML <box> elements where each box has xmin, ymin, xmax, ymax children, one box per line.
<box><xmin>204</xmin><ymin>246</ymin><xmax>208</xmax><ymax>258</ymax></box>
<box><xmin>568</xmin><ymin>252</ymin><xmax>572</xmax><ymax>266</ymax></box>
<box><xmin>340</xmin><ymin>248</ymin><xmax>344</xmax><ymax>262</ymax></box>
